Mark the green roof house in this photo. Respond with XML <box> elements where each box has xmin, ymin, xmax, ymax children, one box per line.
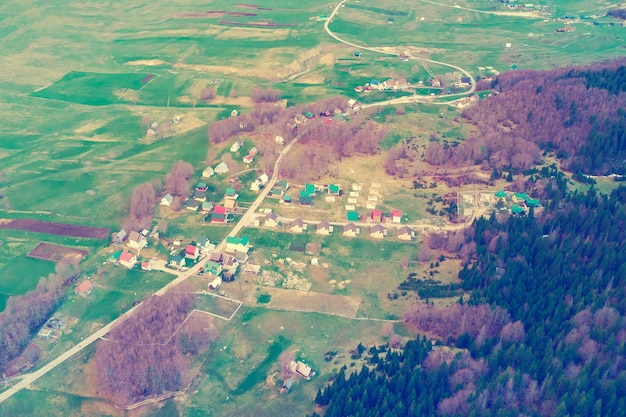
<box><xmin>329</xmin><ymin>184</ymin><xmax>341</xmax><ymax>196</ymax></box>
<box><xmin>525</xmin><ymin>198</ymin><xmax>540</xmax><ymax>208</ymax></box>
<box><xmin>225</xmin><ymin>187</ymin><xmax>236</xmax><ymax>198</ymax></box>
<box><xmin>305</xmin><ymin>183</ymin><xmax>316</xmax><ymax>196</ymax></box>
<box><xmin>226</xmin><ymin>236</ymin><xmax>250</xmax><ymax>253</ymax></box>
<box><xmin>511</xmin><ymin>204</ymin><xmax>525</xmax><ymax>215</ymax></box>
<box><xmin>495</xmin><ymin>190</ymin><xmax>507</xmax><ymax>199</ymax></box>
<box><xmin>347</xmin><ymin>211</ymin><xmax>359</xmax><ymax>222</ymax></box>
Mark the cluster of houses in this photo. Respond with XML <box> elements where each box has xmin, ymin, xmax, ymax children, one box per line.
<box><xmin>281</xmin><ymin>360</ymin><xmax>315</xmax><ymax>393</ymax></box>
<box><xmin>168</xmin><ymin>236</ymin><xmax>216</xmax><ymax>270</ymax></box>
<box><xmin>354</xmin><ymin>78</ymin><xmax>410</xmax><ymax>94</ymax></box>
<box><xmin>495</xmin><ymin>190</ymin><xmax>541</xmax><ymax>215</ymax></box>
<box><xmin>161</xmin><ymin>179</ymin><xmax>241</xmax><ymax>223</ymax></box>
<box><xmin>201</xmin><ymin>236</ymin><xmax>251</xmax><ymax>288</ymax></box>
<box><xmin>230</xmin><ymin>139</ymin><xmax>258</xmax><ymax>164</ymax></box>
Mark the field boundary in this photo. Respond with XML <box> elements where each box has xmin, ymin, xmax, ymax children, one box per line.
<box><xmin>192</xmin><ymin>291</ymin><xmax>243</xmax><ymax>321</ymax></box>
<box><xmin>27</xmin><ymin>242</ymin><xmax>89</xmax><ymax>262</ymax></box>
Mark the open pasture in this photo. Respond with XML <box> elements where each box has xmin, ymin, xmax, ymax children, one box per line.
<box><xmin>27</xmin><ymin>242</ymin><xmax>89</xmax><ymax>262</ymax></box>
<box><xmin>0</xmin><ymin>218</ymin><xmax>109</xmax><ymax>239</ymax></box>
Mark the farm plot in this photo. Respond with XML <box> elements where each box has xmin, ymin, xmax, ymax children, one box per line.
<box><xmin>0</xmin><ymin>219</ymin><xmax>110</xmax><ymax>239</ymax></box>
<box><xmin>27</xmin><ymin>242</ymin><xmax>89</xmax><ymax>263</ymax></box>
<box><xmin>193</xmin><ymin>292</ymin><xmax>243</xmax><ymax>320</ymax></box>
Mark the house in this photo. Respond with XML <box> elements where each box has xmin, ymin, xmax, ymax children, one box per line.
<box><xmin>214</xmin><ymin>205</ymin><xmax>227</xmax><ymax>215</ymax></box>
<box><xmin>511</xmin><ymin>204</ymin><xmax>525</xmax><ymax>215</ymax></box>
<box><xmin>316</xmin><ymin>220</ymin><xmax>332</xmax><ymax>235</ymax></box>
<box><xmin>205</xmin><ymin>260</ymin><xmax>223</xmax><ymax>277</ymax></box>
<box><xmin>329</xmin><ymin>184</ymin><xmax>342</xmax><ymax>196</ymax></box>
<box><xmin>202</xmin><ymin>166</ymin><xmax>214</xmax><ymax>178</ymax></box>
<box><xmin>289</xmin><ymin>361</ymin><xmax>314</xmax><ymax>380</ymax></box>
<box><xmin>275</xmin><ymin>135</ymin><xmax>285</xmax><ymax>145</ymax></box>
<box><xmin>343</xmin><ymin>223</ymin><xmax>358</xmax><ymax>237</ymax></box>
<box><xmin>196</xmin><ymin>182</ymin><xmax>208</xmax><ymax>192</ymax></box>
<box><xmin>185</xmin><ymin>244</ymin><xmax>200</xmax><ymax>260</ymax></box>
<box><xmin>75</xmin><ymin>280</ymin><xmax>93</xmax><ymax>295</ymax></box>
<box><xmin>224</xmin><ymin>187</ymin><xmax>237</xmax><ymax>200</ymax></box>
<box><xmin>526</xmin><ymin>198</ymin><xmax>540</xmax><ymax>208</ymax></box>
<box><xmin>197</xmin><ymin>236</ymin><xmax>213</xmax><ymax>252</ymax></box>
<box><xmin>282</xmin><ymin>195</ymin><xmax>292</xmax><ymax>204</ymax></box>
<box><xmin>270</xmin><ymin>187</ymin><xmax>284</xmax><ymax>199</ymax></box>
<box><xmin>398</xmin><ymin>225</ymin><xmax>413</xmax><ymax>241</ymax></box>
<box><xmin>230</xmin><ymin>140</ymin><xmax>243</xmax><ymax>152</ymax></box>
<box><xmin>184</xmin><ymin>199</ymin><xmax>199</xmax><ymax>211</ymax></box>
<box><xmin>119</xmin><ymin>251</ymin><xmax>137</xmax><ymax>269</ymax></box>
<box><xmin>211</xmin><ymin>213</ymin><xmax>226</xmax><ymax>223</ymax></box>
<box><xmin>460</xmin><ymin>77</ymin><xmax>472</xmax><ymax>86</ymax></box>
<box><xmin>201</xmin><ymin>201</ymin><xmax>214</xmax><ymax>213</ymax></box>
<box><xmin>371</xmin><ymin>209</ymin><xmax>383</xmax><ymax>222</ymax></box>
<box><xmin>141</xmin><ymin>261</ymin><xmax>152</xmax><ymax>271</ymax></box>
<box><xmin>243</xmin><ymin>155</ymin><xmax>254</xmax><ymax>164</ymax></box>
<box><xmin>347</xmin><ymin>98</ymin><xmax>357</xmax><ymax>107</ymax></box>
<box><xmin>249</xmin><ymin>147</ymin><xmax>258</xmax><ymax>156</ymax></box>
<box><xmin>390</xmin><ymin>210</ymin><xmax>403</xmax><ymax>224</ymax></box>
<box><xmin>224</xmin><ymin>199</ymin><xmax>236</xmax><ymax>210</ymax></box>
<box><xmin>289</xmin><ymin>219</ymin><xmax>305</xmax><ymax>233</ymax></box>
<box><xmin>264</xmin><ymin>212</ymin><xmax>279</xmax><ymax>228</ymax></box>
<box><xmin>495</xmin><ymin>190</ymin><xmax>508</xmax><ymax>200</ymax></box>
<box><xmin>160</xmin><ymin>193</ymin><xmax>174</xmax><ymax>206</ymax></box>
<box><xmin>278</xmin><ymin>180</ymin><xmax>290</xmax><ymax>191</ymax></box>
<box><xmin>194</xmin><ymin>189</ymin><xmax>207</xmax><ymax>202</ymax></box>
<box><xmin>208</xmin><ymin>252</ymin><xmax>223</xmax><ymax>264</ymax></box>
<box><xmin>221</xmin><ymin>254</ymin><xmax>239</xmax><ymax>280</ymax></box>
<box><xmin>225</xmin><ymin>236</ymin><xmax>250</xmax><ymax>253</ymax></box>
<box><xmin>113</xmin><ymin>229</ymin><xmax>127</xmax><ymax>245</ymax></box>
<box><xmin>299</xmin><ymin>195</ymin><xmax>312</xmax><ymax>206</ymax></box>
<box><xmin>209</xmin><ymin>276</ymin><xmax>222</xmax><ymax>290</ymax></box>
<box><xmin>281</xmin><ymin>376</ymin><xmax>297</xmax><ymax>393</ymax></box>
<box><xmin>170</xmin><ymin>255</ymin><xmax>186</xmax><ymax>268</ymax></box>
<box><xmin>251</xmin><ymin>173</ymin><xmax>269</xmax><ymax>191</ymax></box>
<box><xmin>387</xmin><ymin>17</ymin><xmax>395</xmax><ymax>24</ymax></box>
<box><xmin>304</xmin><ymin>183</ymin><xmax>316</xmax><ymax>196</ymax></box>
<box><xmin>512</xmin><ymin>192</ymin><xmax>528</xmax><ymax>204</ymax></box>
<box><xmin>370</xmin><ymin>224</ymin><xmax>385</xmax><ymax>239</ymax></box>
<box><xmin>37</xmin><ymin>328</ymin><xmax>53</xmax><ymax>340</ymax></box>
<box><xmin>347</xmin><ymin>211</ymin><xmax>360</xmax><ymax>222</ymax></box>
<box><xmin>230</xmin><ymin>109</ymin><xmax>238</xmax><ymax>117</ymax></box>
<box><xmin>214</xmin><ymin>161</ymin><xmax>229</xmax><ymax>174</ymax></box>
<box><xmin>128</xmin><ymin>231</ymin><xmax>147</xmax><ymax>250</ymax></box>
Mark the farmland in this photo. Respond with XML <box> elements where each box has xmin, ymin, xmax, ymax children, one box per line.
<box><xmin>0</xmin><ymin>0</ymin><xmax>624</xmax><ymax>415</ymax></box>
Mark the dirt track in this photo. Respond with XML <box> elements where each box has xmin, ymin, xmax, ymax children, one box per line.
<box><xmin>0</xmin><ymin>218</ymin><xmax>110</xmax><ymax>239</ymax></box>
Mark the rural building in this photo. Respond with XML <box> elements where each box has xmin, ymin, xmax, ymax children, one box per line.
<box><xmin>282</xmin><ymin>195</ymin><xmax>292</xmax><ymax>204</ymax></box>
<box><xmin>201</xmin><ymin>201</ymin><xmax>214</xmax><ymax>213</ymax></box>
<box><xmin>495</xmin><ymin>190</ymin><xmax>508</xmax><ymax>200</ymax></box>
<box><xmin>289</xmin><ymin>361</ymin><xmax>314</xmax><ymax>380</ymax></box>
<box><xmin>170</xmin><ymin>255</ymin><xmax>186</xmax><ymax>268</ymax></box>
<box><xmin>160</xmin><ymin>194</ymin><xmax>174</xmax><ymax>206</ymax></box>
<box><xmin>74</xmin><ymin>280</ymin><xmax>93</xmax><ymax>295</ymax></box>
<box><xmin>390</xmin><ymin>210</ymin><xmax>403</xmax><ymax>224</ymax></box>
<box><xmin>278</xmin><ymin>180</ymin><xmax>290</xmax><ymax>191</ymax></box>
<box><xmin>511</xmin><ymin>204</ymin><xmax>525</xmax><ymax>215</ymax></box>
<box><xmin>221</xmin><ymin>254</ymin><xmax>239</xmax><ymax>279</ymax></box>
<box><xmin>196</xmin><ymin>182</ymin><xmax>208</xmax><ymax>192</ymax></box>
<box><xmin>230</xmin><ymin>109</ymin><xmax>238</xmax><ymax>117</ymax></box>
<box><xmin>270</xmin><ymin>187</ymin><xmax>284</xmax><ymax>199</ymax></box>
<box><xmin>304</xmin><ymin>183</ymin><xmax>316</xmax><ymax>196</ymax></box>
<box><xmin>214</xmin><ymin>205</ymin><xmax>227</xmax><ymax>215</ymax></box>
<box><xmin>128</xmin><ymin>231</ymin><xmax>147</xmax><ymax>249</ymax></box>
<box><xmin>205</xmin><ymin>260</ymin><xmax>223</xmax><ymax>277</ymax></box>
<box><xmin>197</xmin><ymin>236</ymin><xmax>214</xmax><ymax>252</ymax></box>
<box><xmin>211</xmin><ymin>213</ymin><xmax>226</xmax><ymax>223</ymax></box>
<box><xmin>119</xmin><ymin>251</ymin><xmax>137</xmax><ymax>269</ymax></box>
<box><xmin>281</xmin><ymin>376</ymin><xmax>297</xmax><ymax>393</ymax></box>
<box><xmin>141</xmin><ymin>261</ymin><xmax>152</xmax><ymax>271</ymax></box>
<box><xmin>113</xmin><ymin>229</ymin><xmax>127</xmax><ymax>245</ymax></box>
<box><xmin>251</xmin><ymin>173</ymin><xmax>269</xmax><ymax>191</ymax></box>
<box><xmin>209</xmin><ymin>276</ymin><xmax>222</xmax><ymax>290</ymax></box>
<box><xmin>371</xmin><ymin>209</ymin><xmax>383</xmax><ymax>223</ymax></box>
<box><xmin>398</xmin><ymin>225</ymin><xmax>413</xmax><ymax>241</ymax></box>
<box><xmin>263</xmin><ymin>212</ymin><xmax>279</xmax><ymax>228</ymax></box>
<box><xmin>347</xmin><ymin>211</ymin><xmax>360</xmax><ymax>222</ymax></box>
<box><xmin>184</xmin><ymin>199</ymin><xmax>199</xmax><ymax>211</ymax></box>
<box><xmin>370</xmin><ymin>224</ymin><xmax>385</xmax><ymax>239</ymax></box>
<box><xmin>185</xmin><ymin>245</ymin><xmax>200</xmax><ymax>260</ymax></box>
<box><xmin>214</xmin><ymin>161</ymin><xmax>229</xmax><ymax>174</ymax></box>
<box><xmin>224</xmin><ymin>199</ymin><xmax>236</xmax><ymax>210</ymax></box>
<box><xmin>460</xmin><ymin>77</ymin><xmax>472</xmax><ymax>86</ymax></box>
<box><xmin>299</xmin><ymin>195</ymin><xmax>312</xmax><ymax>206</ymax></box>
<box><xmin>37</xmin><ymin>328</ymin><xmax>53</xmax><ymax>340</ymax></box>
<box><xmin>275</xmin><ymin>135</ymin><xmax>285</xmax><ymax>145</ymax></box>
<box><xmin>243</xmin><ymin>155</ymin><xmax>254</xmax><ymax>164</ymax></box>
<box><xmin>249</xmin><ymin>147</ymin><xmax>258</xmax><ymax>156</ymax></box>
<box><xmin>202</xmin><ymin>166</ymin><xmax>214</xmax><ymax>178</ymax></box>
<box><xmin>230</xmin><ymin>140</ymin><xmax>243</xmax><ymax>152</ymax></box>
<box><xmin>329</xmin><ymin>184</ymin><xmax>342</xmax><ymax>196</ymax></box>
<box><xmin>225</xmin><ymin>236</ymin><xmax>250</xmax><ymax>253</ymax></box>
<box><xmin>343</xmin><ymin>223</ymin><xmax>358</xmax><ymax>237</ymax></box>
<box><xmin>317</xmin><ymin>221</ymin><xmax>332</xmax><ymax>235</ymax></box>
<box><xmin>289</xmin><ymin>219</ymin><xmax>305</xmax><ymax>233</ymax></box>
<box><xmin>224</xmin><ymin>187</ymin><xmax>237</xmax><ymax>200</ymax></box>
<box><xmin>194</xmin><ymin>190</ymin><xmax>207</xmax><ymax>202</ymax></box>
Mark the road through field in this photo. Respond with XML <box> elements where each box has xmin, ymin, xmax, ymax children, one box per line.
<box><xmin>0</xmin><ymin>138</ymin><xmax>298</xmax><ymax>405</ymax></box>
<box><xmin>325</xmin><ymin>0</ymin><xmax>476</xmax><ymax>108</ymax></box>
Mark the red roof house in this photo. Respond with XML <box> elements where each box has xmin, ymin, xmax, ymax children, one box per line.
<box><xmin>185</xmin><ymin>245</ymin><xmax>200</xmax><ymax>260</ymax></box>
<box><xmin>390</xmin><ymin>210</ymin><xmax>403</xmax><ymax>223</ymax></box>
<box><xmin>75</xmin><ymin>280</ymin><xmax>93</xmax><ymax>295</ymax></box>
<box><xmin>214</xmin><ymin>205</ymin><xmax>227</xmax><ymax>214</ymax></box>
<box><xmin>119</xmin><ymin>251</ymin><xmax>137</xmax><ymax>269</ymax></box>
<box><xmin>371</xmin><ymin>209</ymin><xmax>383</xmax><ymax>222</ymax></box>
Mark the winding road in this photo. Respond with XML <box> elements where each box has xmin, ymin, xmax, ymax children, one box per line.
<box><xmin>324</xmin><ymin>0</ymin><xmax>476</xmax><ymax>108</ymax></box>
<box><xmin>0</xmin><ymin>138</ymin><xmax>298</xmax><ymax>405</ymax></box>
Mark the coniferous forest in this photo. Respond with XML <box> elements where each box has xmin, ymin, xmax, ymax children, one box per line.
<box><xmin>311</xmin><ymin>62</ymin><xmax>626</xmax><ymax>417</ymax></box>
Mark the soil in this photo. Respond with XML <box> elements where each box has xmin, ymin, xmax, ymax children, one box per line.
<box><xmin>0</xmin><ymin>218</ymin><xmax>110</xmax><ymax>239</ymax></box>
<box><xmin>27</xmin><ymin>242</ymin><xmax>89</xmax><ymax>262</ymax></box>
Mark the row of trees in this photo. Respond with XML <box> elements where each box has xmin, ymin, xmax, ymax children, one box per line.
<box><xmin>95</xmin><ymin>286</ymin><xmax>218</xmax><ymax>405</ymax></box>
<box><xmin>0</xmin><ymin>260</ymin><xmax>79</xmax><ymax>375</ymax></box>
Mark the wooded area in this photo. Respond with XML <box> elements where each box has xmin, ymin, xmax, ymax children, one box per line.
<box><xmin>426</xmin><ymin>61</ymin><xmax>626</xmax><ymax>175</ymax></box>
<box><xmin>95</xmin><ymin>287</ymin><xmax>218</xmax><ymax>405</ymax></box>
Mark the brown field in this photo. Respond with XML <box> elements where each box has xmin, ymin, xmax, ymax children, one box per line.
<box><xmin>27</xmin><ymin>242</ymin><xmax>89</xmax><ymax>262</ymax></box>
<box><xmin>0</xmin><ymin>218</ymin><xmax>110</xmax><ymax>239</ymax></box>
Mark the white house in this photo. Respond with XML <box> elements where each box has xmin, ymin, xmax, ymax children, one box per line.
<box><xmin>202</xmin><ymin>167</ymin><xmax>214</xmax><ymax>178</ymax></box>
<box><xmin>128</xmin><ymin>231</ymin><xmax>147</xmax><ymax>249</ymax></box>
<box><xmin>214</xmin><ymin>161</ymin><xmax>229</xmax><ymax>174</ymax></box>
<box><xmin>160</xmin><ymin>193</ymin><xmax>174</xmax><ymax>206</ymax></box>
<box><xmin>119</xmin><ymin>251</ymin><xmax>137</xmax><ymax>269</ymax></box>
